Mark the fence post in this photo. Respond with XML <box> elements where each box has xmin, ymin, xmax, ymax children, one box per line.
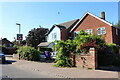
<box><xmin>89</xmin><ymin>48</ymin><xmax>97</xmax><ymax>69</ymax></box>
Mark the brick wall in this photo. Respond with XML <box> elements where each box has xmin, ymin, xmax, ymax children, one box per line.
<box><xmin>61</xmin><ymin>29</ymin><xmax>69</xmax><ymax>41</ymax></box>
<box><xmin>71</xmin><ymin>48</ymin><xmax>97</xmax><ymax>69</ymax></box>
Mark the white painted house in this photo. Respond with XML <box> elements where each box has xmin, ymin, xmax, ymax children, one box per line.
<box><xmin>47</xmin><ymin>25</ymin><xmax>61</xmax><ymax>42</ymax></box>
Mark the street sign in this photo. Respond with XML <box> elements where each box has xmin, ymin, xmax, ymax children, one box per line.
<box><xmin>17</xmin><ymin>34</ymin><xmax>23</xmax><ymax>40</ymax></box>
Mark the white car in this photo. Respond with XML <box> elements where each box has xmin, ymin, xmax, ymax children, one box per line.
<box><xmin>50</xmin><ymin>52</ymin><xmax>58</xmax><ymax>59</ymax></box>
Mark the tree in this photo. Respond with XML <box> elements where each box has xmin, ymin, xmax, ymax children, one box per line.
<box><xmin>12</xmin><ymin>40</ymin><xmax>26</xmax><ymax>47</ymax></box>
<box><xmin>53</xmin><ymin>40</ymin><xmax>74</xmax><ymax>67</ymax></box>
<box><xmin>26</xmin><ymin>27</ymin><xmax>49</xmax><ymax>48</ymax></box>
<box><xmin>114</xmin><ymin>20</ymin><xmax>120</xmax><ymax>27</ymax></box>
<box><xmin>73</xmin><ymin>30</ymin><xmax>106</xmax><ymax>53</ymax></box>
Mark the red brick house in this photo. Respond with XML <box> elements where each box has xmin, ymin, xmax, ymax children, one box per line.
<box><xmin>0</xmin><ymin>38</ymin><xmax>17</xmax><ymax>54</ymax></box>
<box><xmin>46</xmin><ymin>12</ymin><xmax>120</xmax><ymax>45</ymax></box>
<box><xmin>69</xmin><ymin>12</ymin><xmax>120</xmax><ymax>45</ymax></box>
<box><xmin>0</xmin><ymin>38</ymin><xmax>13</xmax><ymax>47</ymax></box>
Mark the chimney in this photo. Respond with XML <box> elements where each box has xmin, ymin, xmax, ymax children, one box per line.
<box><xmin>101</xmin><ymin>12</ymin><xmax>105</xmax><ymax>20</ymax></box>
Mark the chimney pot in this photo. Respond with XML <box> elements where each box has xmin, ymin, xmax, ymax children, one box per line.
<box><xmin>101</xmin><ymin>12</ymin><xmax>105</xmax><ymax>20</ymax></box>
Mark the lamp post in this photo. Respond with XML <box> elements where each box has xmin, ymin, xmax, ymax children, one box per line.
<box><xmin>16</xmin><ymin>23</ymin><xmax>21</xmax><ymax>60</ymax></box>
<box><xmin>16</xmin><ymin>23</ymin><xmax>21</xmax><ymax>34</ymax></box>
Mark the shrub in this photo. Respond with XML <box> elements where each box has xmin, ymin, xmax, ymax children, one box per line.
<box><xmin>17</xmin><ymin>46</ymin><xmax>40</xmax><ymax>61</ymax></box>
<box><xmin>53</xmin><ymin>40</ymin><xmax>73</xmax><ymax>67</ymax></box>
<box><xmin>13</xmin><ymin>45</ymin><xmax>20</xmax><ymax>48</ymax></box>
<box><xmin>0</xmin><ymin>45</ymin><xmax>8</xmax><ymax>53</ymax></box>
<box><xmin>106</xmin><ymin>43</ymin><xmax>120</xmax><ymax>53</ymax></box>
<box><xmin>74</xmin><ymin>30</ymin><xmax>106</xmax><ymax>54</ymax></box>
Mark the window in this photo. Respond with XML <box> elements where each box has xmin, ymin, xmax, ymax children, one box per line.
<box><xmin>116</xmin><ymin>28</ymin><xmax>118</xmax><ymax>35</ymax></box>
<box><xmin>3</xmin><ymin>44</ymin><xmax>6</xmax><ymax>47</ymax></box>
<box><xmin>86</xmin><ymin>29</ymin><xmax>93</xmax><ymax>34</ymax></box>
<box><xmin>97</xmin><ymin>27</ymin><xmax>106</xmax><ymax>35</ymax></box>
<box><xmin>74</xmin><ymin>32</ymin><xmax>79</xmax><ymax>37</ymax></box>
<box><xmin>52</xmin><ymin>33</ymin><xmax>57</xmax><ymax>39</ymax></box>
<box><xmin>10</xmin><ymin>44</ymin><xmax>13</xmax><ymax>47</ymax></box>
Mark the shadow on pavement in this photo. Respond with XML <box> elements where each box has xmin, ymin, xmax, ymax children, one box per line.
<box><xmin>39</xmin><ymin>59</ymin><xmax>55</xmax><ymax>63</ymax></box>
<box><xmin>97</xmin><ymin>66</ymin><xmax>120</xmax><ymax>72</ymax></box>
<box><xmin>2</xmin><ymin>60</ymin><xmax>17</xmax><ymax>65</ymax></box>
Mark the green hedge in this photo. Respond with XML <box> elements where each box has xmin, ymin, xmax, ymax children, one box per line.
<box><xmin>17</xmin><ymin>46</ymin><xmax>40</xmax><ymax>61</ymax></box>
<box><xmin>0</xmin><ymin>45</ymin><xmax>8</xmax><ymax>53</ymax></box>
<box><xmin>106</xmin><ymin>43</ymin><xmax>120</xmax><ymax>53</ymax></box>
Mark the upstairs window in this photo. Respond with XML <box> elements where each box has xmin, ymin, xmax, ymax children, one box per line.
<box><xmin>97</xmin><ymin>27</ymin><xmax>106</xmax><ymax>35</ymax></box>
<box><xmin>86</xmin><ymin>29</ymin><xmax>93</xmax><ymax>34</ymax></box>
<box><xmin>52</xmin><ymin>33</ymin><xmax>57</xmax><ymax>40</ymax></box>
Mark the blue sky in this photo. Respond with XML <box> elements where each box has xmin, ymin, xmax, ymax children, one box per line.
<box><xmin>0</xmin><ymin>2</ymin><xmax>118</xmax><ymax>41</ymax></box>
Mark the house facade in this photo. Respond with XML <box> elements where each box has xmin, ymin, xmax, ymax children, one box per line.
<box><xmin>46</xmin><ymin>19</ymin><xmax>79</xmax><ymax>42</ymax></box>
<box><xmin>70</xmin><ymin>12</ymin><xmax>120</xmax><ymax>45</ymax></box>
<box><xmin>0</xmin><ymin>38</ymin><xmax>13</xmax><ymax>47</ymax></box>
<box><xmin>46</xmin><ymin>11</ymin><xmax>120</xmax><ymax>46</ymax></box>
<box><xmin>0</xmin><ymin>38</ymin><xmax>17</xmax><ymax>54</ymax></box>
<box><xmin>47</xmin><ymin>25</ymin><xmax>61</xmax><ymax>42</ymax></box>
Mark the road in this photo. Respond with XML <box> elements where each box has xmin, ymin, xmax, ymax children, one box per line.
<box><xmin>1</xmin><ymin>55</ymin><xmax>56</xmax><ymax>79</ymax></box>
<box><xmin>0</xmin><ymin>55</ymin><xmax>119</xmax><ymax>79</ymax></box>
<box><xmin>1</xmin><ymin>63</ymin><xmax>54</xmax><ymax>78</ymax></box>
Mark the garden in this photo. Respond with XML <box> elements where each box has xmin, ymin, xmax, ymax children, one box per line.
<box><xmin>12</xmin><ymin>30</ymin><xmax>120</xmax><ymax>68</ymax></box>
<box><xmin>53</xmin><ymin>30</ymin><xmax>120</xmax><ymax>68</ymax></box>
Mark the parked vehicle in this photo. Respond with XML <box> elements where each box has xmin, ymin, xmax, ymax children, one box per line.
<box><xmin>45</xmin><ymin>51</ymin><xmax>51</xmax><ymax>60</ymax></box>
<box><xmin>0</xmin><ymin>52</ymin><xmax>6</xmax><ymax>64</ymax></box>
<box><xmin>39</xmin><ymin>54</ymin><xmax>46</xmax><ymax>59</ymax></box>
<box><xmin>50</xmin><ymin>52</ymin><xmax>58</xmax><ymax>60</ymax></box>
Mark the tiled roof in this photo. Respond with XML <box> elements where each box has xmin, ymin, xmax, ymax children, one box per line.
<box><xmin>58</xmin><ymin>19</ymin><xmax>79</xmax><ymax>29</ymax></box>
<box><xmin>46</xmin><ymin>19</ymin><xmax>79</xmax><ymax>36</ymax></box>
<box><xmin>38</xmin><ymin>42</ymin><xmax>52</xmax><ymax>47</ymax></box>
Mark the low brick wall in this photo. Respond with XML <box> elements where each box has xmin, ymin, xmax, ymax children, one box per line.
<box><xmin>71</xmin><ymin>48</ymin><xmax>97</xmax><ymax>69</ymax></box>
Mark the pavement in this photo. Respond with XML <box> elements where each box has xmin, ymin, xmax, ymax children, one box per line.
<box><xmin>2</xmin><ymin>56</ymin><xmax>119</xmax><ymax>78</ymax></box>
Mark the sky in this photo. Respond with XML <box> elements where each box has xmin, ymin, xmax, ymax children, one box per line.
<box><xmin>0</xmin><ymin>2</ymin><xmax>119</xmax><ymax>41</ymax></box>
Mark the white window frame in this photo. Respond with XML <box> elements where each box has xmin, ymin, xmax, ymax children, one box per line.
<box><xmin>52</xmin><ymin>33</ymin><xmax>57</xmax><ymax>40</ymax></box>
<box><xmin>97</xmin><ymin>27</ymin><xmax>106</xmax><ymax>35</ymax></box>
<box><xmin>86</xmin><ymin>29</ymin><xmax>93</xmax><ymax>34</ymax></box>
<box><xmin>74</xmin><ymin>31</ymin><xmax>79</xmax><ymax>37</ymax></box>
<box><xmin>116</xmin><ymin>28</ymin><xmax>118</xmax><ymax>36</ymax></box>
